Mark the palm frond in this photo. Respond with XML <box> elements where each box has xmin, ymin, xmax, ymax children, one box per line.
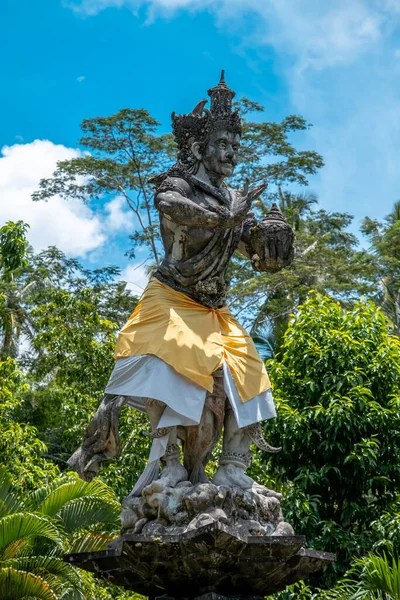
<box><xmin>386</xmin><ymin>200</ymin><xmax>400</xmax><ymax>225</ymax></box>
<box><xmin>0</xmin><ymin>468</ymin><xmax>24</xmax><ymax>518</ymax></box>
<box><xmin>360</xmin><ymin>553</ymin><xmax>400</xmax><ymax>599</ymax></box>
<box><xmin>324</xmin><ymin>553</ymin><xmax>400</xmax><ymax>599</ymax></box>
<box><xmin>1</xmin><ymin>555</ymin><xmax>83</xmax><ymax>595</ymax></box>
<box><xmin>58</xmin><ymin>590</ymin><xmax>85</xmax><ymax>600</ymax></box>
<box><xmin>57</xmin><ymin>497</ymin><xmax>120</xmax><ymax>533</ymax></box>
<box><xmin>69</xmin><ymin>532</ymin><xmax>116</xmax><ymax>553</ymax></box>
<box><xmin>0</xmin><ymin>513</ymin><xmax>60</xmax><ymax>557</ymax></box>
<box><xmin>33</xmin><ymin>478</ymin><xmax>119</xmax><ymax>518</ymax></box>
<box><xmin>26</xmin><ymin>479</ymin><xmax>70</xmax><ymax>512</ymax></box>
<box><xmin>252</xmin><ymin>335</ymin><xmax>276</xmax><ymax>361</ymax></box>
<box><xmin>0</xmin><ymin>567</ymin><xmax>56</xmax><ymax>600</ymax></box>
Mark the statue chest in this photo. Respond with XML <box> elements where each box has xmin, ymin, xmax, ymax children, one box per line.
<box><xmin>161</xmin><ymin>188</ymin><xmax>238</xmax><ymax>262</ymax></box>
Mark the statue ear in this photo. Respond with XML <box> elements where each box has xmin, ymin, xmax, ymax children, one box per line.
<box><xmin>190</xmin><ymin>141</ymin><xmax>202</xmax><ymax>161</ymax></box>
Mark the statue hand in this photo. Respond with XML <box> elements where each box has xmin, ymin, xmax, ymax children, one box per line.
<box><xmin>209</xmin><ymin>180</ymin><xmax>268</xmax><ymax>228</ymax></box>
<box><xmin>231</xmin><ymin>180</ymin><xmax>267</xmax><ymax>223</ymax></box>
<box><xmin>239</xmin><ymin>179</ymin><xmax>268</xmax><ymax>204</ymax></box>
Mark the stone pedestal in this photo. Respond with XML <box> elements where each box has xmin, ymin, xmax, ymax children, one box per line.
<box><xmin>64</xmin><ymin>522</ymin><xmax>334</xmax><ymax>598</ymax></box>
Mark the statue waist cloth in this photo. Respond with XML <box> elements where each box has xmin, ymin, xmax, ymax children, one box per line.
<box><xmin>114</xmin><ymin>277</ymin><xmax>271</xmax><ymax>402</ymax></box>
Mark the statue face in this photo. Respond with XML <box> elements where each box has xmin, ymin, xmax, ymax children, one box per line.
<box><xmin>201</xmin><ymin>129</ymin><xmax>241</xmax><ymax>179</ymax></box>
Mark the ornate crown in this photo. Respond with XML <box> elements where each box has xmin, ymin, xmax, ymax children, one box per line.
<box><xmin>171</xmin><ymin>70</ymin><xmax>242</xmax><ymax>170</ymax></box>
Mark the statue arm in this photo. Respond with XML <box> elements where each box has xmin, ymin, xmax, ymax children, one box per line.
<box><xmin>155</xmin><ymin>190</ymin><xmax>229</xmax><ymax>229</ymax></box>
<box><xmin>155</xmin><ymin>177</ymin><xmax>253</xmax><ymax>230</ymax></box>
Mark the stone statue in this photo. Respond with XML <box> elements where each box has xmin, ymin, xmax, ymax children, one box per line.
<box><xmin>68</xmin><ymin>71</ymin><xmax>295</xmax><ymax>537</ymax></box>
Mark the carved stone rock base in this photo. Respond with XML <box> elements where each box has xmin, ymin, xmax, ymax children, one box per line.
<box><xmin>64</xmin><ymin>522</ymin><xmax>335</xmax><ymax>597</ymax></box>
<box><xmin>120</xmin><ymin>481</ymin><xmax>293</xmax><ymax>538</ymax></box>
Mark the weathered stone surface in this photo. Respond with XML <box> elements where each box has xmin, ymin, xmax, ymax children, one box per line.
<box><xmin>120</xmin><ymin>482</ymin><xmax>292</xmax><ymax>539</ymax></box>
<box><xmin>64</xmin><ymin>522</ymin><xmax>335</xmax><ymax>597</ymax></box>
<box><xmin>250</xmin><ymin>204</ymin><xmax>295</xmax><ymax>273</ymax></box>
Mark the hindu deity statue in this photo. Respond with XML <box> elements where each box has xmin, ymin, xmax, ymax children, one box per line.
<box><xmin>69</xmin><ymin>72</ymin><xmax>294</xmax><ymax>521</ymax></box>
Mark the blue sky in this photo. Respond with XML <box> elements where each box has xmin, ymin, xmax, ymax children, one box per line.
<box><xmin>1</xmin><ymin>0</ymin><xmax>400</xmax><ymax>292</ymax></box>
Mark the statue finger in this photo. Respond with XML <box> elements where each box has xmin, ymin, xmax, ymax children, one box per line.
<box><xmin>248</xmin><ymin>182</ymin><xmax>267</xmax><ymax>201</ymax></box>
<box><xmin>241</xmin><ymin>178</ymin><xmax>249</xmax><ymax>196</ymax></box>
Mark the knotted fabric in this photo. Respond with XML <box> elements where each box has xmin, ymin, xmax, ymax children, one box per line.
<box><xmin>114</xmin><ymin>278</ymin><xmax>271</xmax><ymax>402</ymax></box>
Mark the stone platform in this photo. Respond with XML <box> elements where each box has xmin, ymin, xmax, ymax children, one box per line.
<box><xmin>64</xmin><ymin>522</ymin><xmax>335</xmax><ymax>598</ymax></box>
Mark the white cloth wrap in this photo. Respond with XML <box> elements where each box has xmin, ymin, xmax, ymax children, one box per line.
<box><xmin>105</xmin><ymin>355</ymin><xmax>276</xmax><ymax>496</ymax></box>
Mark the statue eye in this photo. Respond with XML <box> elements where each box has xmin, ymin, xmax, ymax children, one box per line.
<box><xmin>218</xmin><ymin>140</ymin><xmax>227</xmax><ymax>148</ymax></box>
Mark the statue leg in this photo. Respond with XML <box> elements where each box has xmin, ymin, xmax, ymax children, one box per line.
<box><xmin>143</xmin><ymin>398</ymin><xmax>188</xmax><ymax>492</ymax></box>
<box><xmin>183</xmin><ymin>368</ymin><xmax>226</xmax><ymax>484</ymax></box>
<box><xmin>212</xmin><ymin>408</ymin><xmax>281</xmax><ymax>497</ymax></box>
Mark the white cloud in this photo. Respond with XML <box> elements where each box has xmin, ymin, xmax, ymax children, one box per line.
<box><xmin>104</xmin><ymin>196</ymin><xmax>135</xmax><ymax>231</ymax></box>
<box><xmin>65</xmin><ymin>0</ymin><xmax>400</xmax><ymax>225</ymax></box>
<box><xmin>120</xmin><ymin>262</ymin><xmax>150</xmax><ymax>293</ymax></box>
<box><xmin>66</xmin><ymin>0</ymin><xmax>204</xmax><ymax>16</ymax></box>
<box><xmin>0</xmin><ymin>140</ymin><xmax>134</xmax><ymax>257</ymax></box>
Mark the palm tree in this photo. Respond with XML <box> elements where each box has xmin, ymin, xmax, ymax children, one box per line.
<box><xmin>322</xmin><ymin>553</ymin><xmax>400</xmax><ymax>599</ymax></box>
<box><xmin>362</xmin><ymin>201</ymin><xmax>400</xmax><ymax>336</ymax></box>
<box><xmin>278</xmin><ymin>188</ymin><xmax>318</xmax><ymax>232</ymax></box>
<box><xmin>0</xmin><ymin>221</ymin><xmax>37</xmax><ymax>360</ymax></box>
<box><xmin>0</xmin><ymin>467</ymin><xmax>120</xmax><ymax>599</ymax></box>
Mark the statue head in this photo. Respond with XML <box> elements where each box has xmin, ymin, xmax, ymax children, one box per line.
<box><xmin>191</xmin><ymin>128</ymin><xmax>241</xmax><ymax>179</ymax></box>
<box><xmin>171</xmin><ymin>71</ymin><xmax>242</xmax><ymax>180</ymax></box>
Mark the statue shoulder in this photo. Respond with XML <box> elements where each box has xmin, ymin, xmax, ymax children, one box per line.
<box><xmin>156</xmin><ymin>176</ymin><xmax>193</xmax><ymax>199</ymax></box>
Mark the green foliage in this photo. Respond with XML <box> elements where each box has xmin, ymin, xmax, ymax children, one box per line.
<box><xmin>23</xmin><ymin>278</ymin><xmax>148</xmax><ymax>497</ymax></box>
<box><xmin>0</xmin><ymin>221</ymin><xmax>37</xmax><ymax>359</ymax></box>
<box><xmin>0</xmin><ymin>221</ymin><xmax>30</xmax><ymax>277</ymax></box>
<box><xmin>232</xmin><ymin>99</ymin><xmax>324</xmax><ymax>193</ymax></box>
<box><xmin>322</xmin><ymin>553</ymin><xmax>400</xmax><ymax>599</ymax></box>
<box><xmin>32</xmin><ymin>109</ymin><xmax>175</xmax><ymax>265</ymax></box>
<box><xmin>230</xmin><ymin>191</ymin><xmax>375</xmax><ymax>343</ymax></box>
<box><xmin>268</xmin><ymin>580</ymin><xmax>321</xmax><ymax>599</ymax></box>
<box><xmin>0</xmin><ymin>568</ymin><xmax>57</xmax><ymax>600</ymax></box>
<box><xmin>0</xmin><ymin>467</ymin><xmax>122</xmax><ymax>600</ymax></box>
<box><xmin>0</xmin><ymin>359</ymin><xmax>59</xmax><ymax>489</ymax></box>
<box><xmin>362</xmin><ymin>200</ymin><xmax>400</xmax><ymax>336</ymax></box>
<box><xmin>258</xmin><ymin>294</ymin><xmax>400</xmax><ymax>585</ymax></box>
<box><xmin>0</xmin><ymin>245</ymin><xmax>147</xmax><ymax>499</ymax></box>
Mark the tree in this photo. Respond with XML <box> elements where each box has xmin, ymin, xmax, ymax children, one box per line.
<box><xmin>0</xmin><ymin>221</ymin><xmax>37</xmax><ymax>360</ymax></box>
<box><xmin>230</xmin><ymin>191</ymin><xmax>375</xmax><ymax>349</ymax></box>
<box><xmin>15</xmin><ymin>247</ymin><xmax>147</xmax><ymax>500</ymax></box>
<box><xmin>32</xmin><ymin>100</ymin><xmax>325</xmax><ymax>273</ymax></box>
<box><xmin>32</xmin><ymin>110</ymin><xmax>176</xmax><ymax>266</ymax></box>
<box><xmin>0</xmin><ymin>358</ymin><xmax>58</xmax><ymax>490</ymax></box>
<box><xmin>254</xmin><ymin>294</ymin><xmax>400</xmax><ymax>586</ymax></box>
<box><xmin>362</xmin><ymin>201</ymin><xmax>400</xmax><ymax>335</ymax></box>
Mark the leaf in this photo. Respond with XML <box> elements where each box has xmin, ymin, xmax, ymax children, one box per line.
<box><xmin>0</xmin><ymin>467</ymin><xmax>24</xmax><ymax>518</ymax></box>
<box><xmin>69</xmin><ymin>532</ymin><xmax>115</xmax><ymax>553</ymax></box>
<box><xmin>0</xmin><ymin>513</ymin><xmax>60</xmax><ymax>557</ymax></box>
<box><xmin>1</xmin><ymin>556</ymin><xmax>83</xmax><ymax>595</ymax></box>
<box><xmin>0</xmin><ymin>567</ymin><xmax>56</xmax><ymax>600</ymax></box>
<box><xmin>33</xmin><ymin>478</ymin><xmax>119</xmax><ymax>518</ymax></box>
<box><xmin>57</xmin><ymin>497</ymin><xmax>119</xmax><ymax>533</ymax></box>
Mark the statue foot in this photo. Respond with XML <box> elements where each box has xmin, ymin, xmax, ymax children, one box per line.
<box><xmin>212</xmin><ymin>464</ymin><xmax>282</xmax><ymax>499</ymax></box>
<box><xmin>143</xmin><ymin>462</ymin><xmax>188</xmax><ymax>495</ymax></box>
<box><xmin>212</xmin><ymin>463</ymin><xmax>254</xmax><ymax>489</ymax></box>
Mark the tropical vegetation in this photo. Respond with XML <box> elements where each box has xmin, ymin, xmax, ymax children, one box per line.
<box><xmin>1</xmin><ymin>98</ymin><xmax>400</xmax><ymax>597</ymax></box>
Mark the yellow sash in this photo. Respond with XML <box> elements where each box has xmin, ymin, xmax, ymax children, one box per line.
<box><xmin>114</xmin><ymin>278</ymin><xmax>271</xmax><ymax>402</ymax></box>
